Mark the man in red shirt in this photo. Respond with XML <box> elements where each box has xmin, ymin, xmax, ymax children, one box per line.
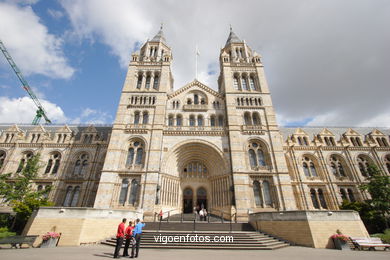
<box><xmin>113</xmin><ymin>218</ymin><xmax>126</xmax><ymax>258</ymax></box>
<box><xmin>123</xmin><ymin>220</ymin><xmax>134</xmax><ymax>257</ymax></box>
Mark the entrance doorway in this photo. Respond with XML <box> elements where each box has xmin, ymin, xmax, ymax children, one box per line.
<box><xmin>196</xmin><ymin>187</ymin><xmax>207</xmax><ymax>210</ymax></box>
<box><xmin>183</xmin><ymin>188</ymin><xmax>193</xmax><ymax>213</ymax></box>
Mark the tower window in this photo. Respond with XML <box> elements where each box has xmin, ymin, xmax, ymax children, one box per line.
<box><xmin>249</xmin><ymin>76</ymin><xmax>256</xmax><ymax>90</ymax></box>
<box><xmin>136</xmin><ymin>74</ymin><xmax>142</xmax><ymax>89</ymax></box>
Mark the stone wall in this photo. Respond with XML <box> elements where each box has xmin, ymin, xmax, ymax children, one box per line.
<box><xmin>23</xmin><ymin>207</ymin><xmax>143</xmax><ymax>247</ymax></box>
<box><xmin>249</xmin><ymin>210</ymin><xmax>369</xmax><ymax>248</ymax></box>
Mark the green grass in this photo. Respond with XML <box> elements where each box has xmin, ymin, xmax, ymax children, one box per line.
<box><xmin>0</xmin><ymin>227</ymin><xmax>16</xmax><ymax>239</ymax></box>
<box><xmin>371</xmin><ymin>229</ymin><xmax>390</xmax><ymax>244</ymax></box>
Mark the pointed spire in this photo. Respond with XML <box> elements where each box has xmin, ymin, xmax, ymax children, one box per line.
<box><xmin>151</xmin><ymin>23</ymin><xmax>166</xmax><ymax>43</ymax></box>
<box><xmin>225</xmin><ymin>25</ymin><xmax>242</xmax><ymax>46</ymax></box>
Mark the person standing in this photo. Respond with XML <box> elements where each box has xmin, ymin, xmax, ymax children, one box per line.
<box><xmin>123</xmin><ymin>220</ymin><xmax>134</xmax><ymax>257</ymax></box>
<box><xmin>199</xmin><ymin>208</ymin><xmax>204</xmax><ymax>221</ymax></box>
<box><xmin>131</xmin><ymin>218</ymin><xmax>145</xmax><ymax>258</ymax></box>
<box><xmin>113</xmin><ymin>218</ymin><xmax>126</xmax><ymax>258</ymax></box>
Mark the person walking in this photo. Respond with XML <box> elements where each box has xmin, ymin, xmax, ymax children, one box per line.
<box><xmin>113</xmin><ymin>218</ymin><xmax>126</xmax><ymax>258</ymax></box>
<box><xmin>131</xmin><ymin>218</ymin><xmax>145</xmax><ymax>258</ymax></box>
<box><xmin>199</xmin><ymin>208</ymin><xmax>204</xmax><ymax>221</ymax></box>
<box><xmin>123</xmin><ymin>220</ymin><xmax>134</xmax><ymax>257</ymax></box>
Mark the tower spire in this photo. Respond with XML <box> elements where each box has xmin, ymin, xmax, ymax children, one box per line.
<box><xmin>225</xmin><ymin>25</ymin><xmax>242</xmax><ymax>46</ymax></box>
<box><xmin>151</xmin><ymin>24</ymin><xmax>166</xmax><ymax>43</ymax></box>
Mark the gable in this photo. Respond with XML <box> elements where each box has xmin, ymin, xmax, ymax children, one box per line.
<box><xmin>168</xmin><ymin>80</ymin><xmax>223</xmax><ymax>100</ymax></box>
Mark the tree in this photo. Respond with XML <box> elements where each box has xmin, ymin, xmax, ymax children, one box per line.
<box><xmin>0</xmin><ymin>154</ymin><xmax>53</xmax><ymax>232</ymax></box>
<box><xmin>360</xmin><ymin>165</ymin><xmax>390</xmax><ymax>229</ymax></box>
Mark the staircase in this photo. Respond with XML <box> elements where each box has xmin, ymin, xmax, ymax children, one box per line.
<box><xmin>102</xmin><ymin>220</ymin><xmax>289</xmax><ymax>250</ymax></box>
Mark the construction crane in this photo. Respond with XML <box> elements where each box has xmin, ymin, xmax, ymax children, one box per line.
<box><xmin>0</xmin><ymin>39</ymin><xmax>52</xmax><ymax>125</ymax></box>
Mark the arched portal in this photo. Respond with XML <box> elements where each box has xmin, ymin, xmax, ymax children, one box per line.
<box><xmin>160</xmin><ymin>141</ymin><xmax>231</xmax><ymax>213</ymax></box>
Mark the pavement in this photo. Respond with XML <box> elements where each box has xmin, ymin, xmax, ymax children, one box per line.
<box><xmin>0</xmin><ymin>244</ymin><xmax>389</xmax><ymax>260</ymax></box>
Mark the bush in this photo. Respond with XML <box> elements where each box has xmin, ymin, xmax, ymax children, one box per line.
<box><xmin>372</xmin><ymin>229</ymin><xmax>390</xmax><ymax>244</ymax></box>
<box><xmin>0</xmin><ymin>227</ymin><xmax>16</xmax><ymax>239</ymax></box>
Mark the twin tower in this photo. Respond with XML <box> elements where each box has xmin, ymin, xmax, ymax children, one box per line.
<box><xmin>93</xmin><ymin>26</ymin><xmax>296</xmax><ymax>220</ymax></box>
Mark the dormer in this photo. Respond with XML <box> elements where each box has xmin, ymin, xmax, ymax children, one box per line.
<box><xmin>316</xmin><ymin>128</ymin><xmax>337</xmax><ymax>146</ymax></box>
<box><xmin>28</xmin><ymin>125</ymin><xmax>49</xmax><ymax>143</ymax></box>
<box><xmin>55</xmin><ymin>125</ymin><xmax>73</xmax><ymax>144</ymax></box>
<box><xmin>1</xmin><ymin>125</ymin><xmax>23</xmax><ymax>143</ymax></box>
<box><xmin>368</xmin><ymin>129</ymin><xmax>389</xmax><ymax>147</ymax></box>
<box><xmin>292</xmin><ymin>128</ymin><xmax>310</xmax><ymax>146</ymax></box>
<box><xmin>342</xmin><ymin>128</ymin><xmax>363</xmax><ymax>147</ymax></box>
<box><xmin>81</xmin><ymin>125</ymin><xmax>98</xmax><ymax>144</ymax></box>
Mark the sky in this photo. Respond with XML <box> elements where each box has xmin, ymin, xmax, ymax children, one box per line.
<box><xmin>0</xmin><ymin>0</ymin><xmax>389</xmax><ymax>127</ymax></box>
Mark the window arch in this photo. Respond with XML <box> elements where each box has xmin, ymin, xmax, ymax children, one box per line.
<box><xmin>218</xmin><ymin>115</ymin><xmax>224</xmax><ymax>126</ymax></box>
<box><xmin>310</xmin><ymin>188</ymin><xmax>320</xmax><ymax>209</ymax></box>
<box><xmin>317</xmin><ymin>189</ymin><xmax>327</xmax><ymax>209</ymax></box>
<box><xmin>0</xmin><ymin>150</ymin><xmax>6</xmax><ymax>169</ymax></box>
<box><xmin>129</xmin><ymin>179</ymin><xmax>140</xmax><ymax>206</ymax></box>
<box><xmin>249</xmin><ymin>76</ymin><xmax>256</xmax><ymax>90</ymax></box>
<box><xmin>136</xmin><ymin>74</ymin><xmax>142</xmax><ymax>89</ymax></box>
<box><xmin>197</xmin><ymin>115</ymin><xmax>203</xmax><ymax>126</ymax></box>
<box><xmin>194</xmin><ymin>94</ymin><xmax>199</xmax><ymax>105</ymax></box>
<box><xmin>253</xmin><ymin>181</ymin><xmax>262</xmax><ymax>206</ymax></box>
<box><xmin>168</xmin><ymin>114</ymin><xmax>174</xmax><ymax>126</ymax></box>
<box><xmin>142</xmin><ymin>111</ymin><xmax>149</xmax><ymax>124</ymax></box>
<box><xmin>119</xmin><ymin>179</ymin><xmax>129</xmax><ymax>205</ymax></box>
<box><xmin>134</xmin><ymin>111</ymin><xmax>140</xmax><ymax>125</ymax></box>
<box><xmin>347</xmin><ymin>188</ymin><xmax>355</xmax><ymax>202</ymax></box>
<box><xmin>310</xmin><ymin>188</ymin><xmax>327</xmax><ymax>209</ymax></box>
<box><xmin>71</xmin><ymin>186</ymin><xmax>80</xmax><ymax>207</ymax></box>
<box><xmin>182</xmin><ymin>161</ymin><xmax>208</xmax><ymax>178</ymax></box>
<box><xmin>241</xmin><ymin>76</ymin><xmax>249</xmax><ymax>90</ymax></box>
<box><xmin>176</xmin><ymin>114</ymin><xmax>183</xmax><ymax>126</ymax></box>
<box><xmin>248</xmin><ymin>141</ymin><xmax>268</xmax><ymax>169</ymax></box>
<box><xmin>73</xmin><ymin>153</ymin><xmax>89</xmax><ymax>175</ymax></box>
<box><xmin>233</xmin><ymin>75</ymin><xmax>240</xmax><ymax>90</ymax></box>
<box><xmin>210</xmin><ymin>115</ymin><xmax>216</xmax><ymax>127</ymax></box>
<box><xmin>145</xmin><ymin>74</ymin><xmax>151</xmax><ymax>89</ymax></box>
<box><xmin>357</xmin><ymin>155</ymin><xmax>372</xmax><ymax>177</ymax></box>
<box><xmin>302</xmin><ymin>156</ymin><xmax>319</xmax><ymax>177</ymax></box>
<box><xmin>244</xmin><ymin>112</ymin><xmax>252</xmax><ymax>125</ymax></box>
<box><xmin>252</xmin><ymin>112</ymin><xmax>261</xmax><ymax>125</ymax></box>
<box><xmin>329</xmin><ymin>155</ymin><xmax>346</xmax><ymax>178</ymax></box>
<box><xmin>385</xmin><ymin>155</ymin><xmax>390</xmax><ymax>174</ymax></box>
<box><xmin>45</xmin><ymin>153</ymin><xmax>61</xmax><ymax>174</ymax></box>
<box><xmin>340</xmin><ymin>188</ymin><xmax>348</xmax><ymax>201</ymax></box>
<box><xmin>126</xmin><ymin>140</ymin><xmax>145</xmax><ymax>168</ymax></box>
<box><xmin>153</xmin><ymin>73</ymin><xmax>159</xmax><ymax>90</ymax></box>
<box><xmin>263</xmin><ymin>180</ymin><xmax>272</xmax><ymax>206</ymax></box>
<box><xmin>63</xmin><ymin>186</ymin><xmax>73</xmax><ymax>206</ymax></box>
<box><xmin>16</xmin><ymin>151</ymin><xmax>33</xmax><ymax>173</ymax></box>
<box><xmin>189</xmin><ymin>115</ymin><xmax>195</xmax><ymax>126</ymax></box>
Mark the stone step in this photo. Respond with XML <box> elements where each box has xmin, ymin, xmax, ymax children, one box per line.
<box><xmin>144</xmin><ymin>222</ymin><xmax>255</xmax><ymax>231</ymax></box>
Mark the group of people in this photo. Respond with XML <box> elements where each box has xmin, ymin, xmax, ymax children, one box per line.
<box><xmin>114</xmin><ymin>218</ymin><xmax>145</xmax><ymax>259</ymax></box>
<box><xmin>194</xmin><ymin>205</ymin><xmax>208</xmax><ymax>221</ymax></box>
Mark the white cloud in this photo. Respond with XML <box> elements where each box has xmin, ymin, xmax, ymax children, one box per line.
<box><xmin>71</xmin><ymin>108</ymin><xmax>113</xmax><ymax>125</ymax></box>
<box><xmin>0</xmin><ymin>96</ymin><xmax>67</xmax><ymax>124</ymax></box>
<box><xmin>47</xmin><ymin>8</ymin><xmax>64</xmax><ymax>20</ymax></box>
<box><xmin>0</xmin><ymin>2</ymin><xmax>74</xmax><ymax>79</ymax></box>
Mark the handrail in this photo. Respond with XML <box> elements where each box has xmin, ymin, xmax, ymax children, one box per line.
<box><xmin>154</xmin><ymin>208</ymin><xmax>178</xmax><ymax>222</ymax></box>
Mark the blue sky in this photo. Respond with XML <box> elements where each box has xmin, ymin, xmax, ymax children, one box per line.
<box><xmin>0</xmin><ymin>0</ymin><xmax>389</xmax><ymax>127</ymax></box>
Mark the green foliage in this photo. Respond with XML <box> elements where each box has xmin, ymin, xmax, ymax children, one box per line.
<box><xmin>0</xmin><ymin>154</ymin><xmax>53</xmax><ymax>232</ymax></box>
<box><xmin>0</xmin><ymin>227</ymin><xmax>16</xmax><ymax>239</ymax></box>
<box><xmin>371</xmin><ymin>229</ymin><xmax>390</xmax><ymax>244</ymax></box>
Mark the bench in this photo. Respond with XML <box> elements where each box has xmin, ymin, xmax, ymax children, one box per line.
<box><xmin>350</xmin><ymin>237</ymin><xmax>390</xmax><ymax>251</ymax></box>
<box><xmin>0</xmin><ymin>235</ymin><xmax>38</xmax><ymax>249</ymax></box>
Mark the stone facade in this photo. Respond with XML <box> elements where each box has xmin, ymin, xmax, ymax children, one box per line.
<box><xmin>1</xmin><ymin>27</ymin><xmax>390</xmax><ymax>221</ymax></box>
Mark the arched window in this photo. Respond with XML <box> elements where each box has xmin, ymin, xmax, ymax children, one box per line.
<box><xmin>241</xmin><ymin>76</ymin><xmax>248</xmax><ymax>90</ymax></box>
<box><xmin>385</xmin><ymin>155</ymin><xmax>390</xmax><ymax>174</ymax></box>
<box><xmin>71</xmin><ymin>186</ymin><xmax>80</xmax><ymax>207</ymax></box>
<box><xmin>189</xmin><ymin>115</ymin><xmax>195</xmax><ymax>126</ymax></box>
<box><xmin>136</xmin><ymin>74</ymin><xmax>142</xmax><ymax>89</ymax></box>
<box><xmin>329</xmin><ymin>155</ymin><xmax>346</xmax><ymax>178</ymax></box>
<box><xmin>318</xmin><ymin>189</ymin><xmax>327</xmax><ymax>209</ymax></box>
<box><xmin>253</xmin><ymin>181</ymin><xmax>262</xmax><ymax>206</ymax></box>
<box><xmin>127</xmin><ymin>140</ymin><xmax>145</xmax><ymax>168</ymax></box>
<box><xmin>153</xmin><ymin>75</ymin><xmax>159</xmax><ymax>89</ymax></box>
<box><xmin>197</xmin><ymin>115</ymin><xmax>203</xmax><ymax>126</ymax></box>
<box><xmin>210</xmin><ymin>115</ymin><xmax>216</xmax><ymax>127</ymax></box>
<box><xmin>357</xmin><ymin>155</ymin><xmax>371</xmax><ymax>177</ymax></box>
<box><xmin>168</xmin><ymin>115</ymin><xmax>174</xmax><ymax>126</ymax></box>
<box><xmin>16</xmin><ymin>152</ymin><xmax>33</xmax><ymax>173</ymax></box>
<box><xmin>310</xmin><ymin>188</ymin><xmax>320</xmax><ymax>209</ymax></box>
<box><xmin>145</xmin><ymin>75</ymin><xmax>151</xmax><ymax>89</ymax></box>
<box><xmin>63</xmin><ymin>186</ymin><xmax>73</xmax><ymax>206</ymax></box>
<box><xmin>248</xmin><ymin>141</ymin><xmax>268</xmax><ymax>169</ymax></box>
<box><xmin>347</xmin><ymin>189</ymin><xmax>355</xmax><ymax>202</ymax></box>
<box><xmin>194</xmin><ymin>94</ymin><xmax>199</xmax><ymax>105</ymax></box>
<box><xmin>142</xmin><ymin>111</ymin><xmax>149</xmax><ymax>124</ymax></box>
<box><xmin>249</xmin><ymin>76</ymin><xmax>256</xmax><ymax>90</ymax></box>
<box><xmin>119</xmin><ymin>179</ymin><xmax>129</xmax><ymax>205</ymax></box>
<box><xmin>340</xmin><ymin>188</ymin><xmax>348</xmax><ymax>201</ymax></box>
<box><xmin>0</xmin><ymin>150</ymin><xmax>5</xmax><ymax>169</ymax></box>
<box><xmin>252</xmin><ymin>112</ymin><xmax>261</xmax><ymax>125</ymax></box>
<box><xmin>244</xmin><ymin>112</ymin><xmax>252</xmax><ymax>125</ymax></box>
<box><xmin>218</xmin><ymin>115</ymin><xmax>224</xmax><ymax>126</ymax></box>
<box><xmin>302</xmin><ymin>156</ymin><xmax>319</xmax><ymax>177</ymax></box>
<box><xmin>129</xmin><ymin>179</ymin><xmax>139</xmax><ymax>206</ymax></box>
<box><xmin>45</xmin><ymin>153</ymin><xmax>61</xmax><ymax>174</ymax></box>
<box><xmin>176</xmin><ymin>115</ymin><xmax>182</xmax><ymax>126</ymax></box>
<box><xmin>73</xmin><ymin>154</ymin><xmax>89</xmax><ymax>175</ymax></box>
<box><xmin>233</xmin><ymin>76</ymin><xmax>239</xmax><ymax>90</ymax></box>
<box><xmin>182</xmin><ymin>161</ymin><xmax>207</xmax><ymax>178</ymax></box>
<box><xmin>263</xmin><ymin>181</ymin><xmax>272</xmax><ymax>206</ymax></box>
<box><xmin>249</xmin><ymin>149</ymin><xmax>257</xmax><ymax>168</ymax></box>
<box><xmin>134</xmin><ymin>111</ymin><xmax>140</xmax><ymax>125</ymax></box>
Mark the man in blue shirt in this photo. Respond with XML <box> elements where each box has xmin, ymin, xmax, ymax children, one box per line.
<box><xmin>131</xmin><ymin>218</ymin><xmax>145</xmax><ymax>258</ymax></box>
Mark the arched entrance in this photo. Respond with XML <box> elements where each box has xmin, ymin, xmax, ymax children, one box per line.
<box><xmin>183</xmin><ymin>188</ymin><xmax>193</xmax><ymax>213</ymax></box>
<box><xmin>197</xmin><ymin>187</ymin><xmax>207</xmax><ymax>209</ymax></box>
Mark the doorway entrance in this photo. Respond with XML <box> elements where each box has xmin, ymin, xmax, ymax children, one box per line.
<box><xmin>183</xmin><ymin>188</ymin><xmax>193</xmax><ymax>213</ymax></box>
<box><xmin>196</xmin><ymin>187</ymin><xmax>207</xmax><ymax>210</ymax></box>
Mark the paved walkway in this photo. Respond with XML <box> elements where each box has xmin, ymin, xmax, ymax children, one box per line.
<box><xmin>0</xmin><ymin>244</ymin><xmax>389</xmax><ymax>260</ymax></box>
